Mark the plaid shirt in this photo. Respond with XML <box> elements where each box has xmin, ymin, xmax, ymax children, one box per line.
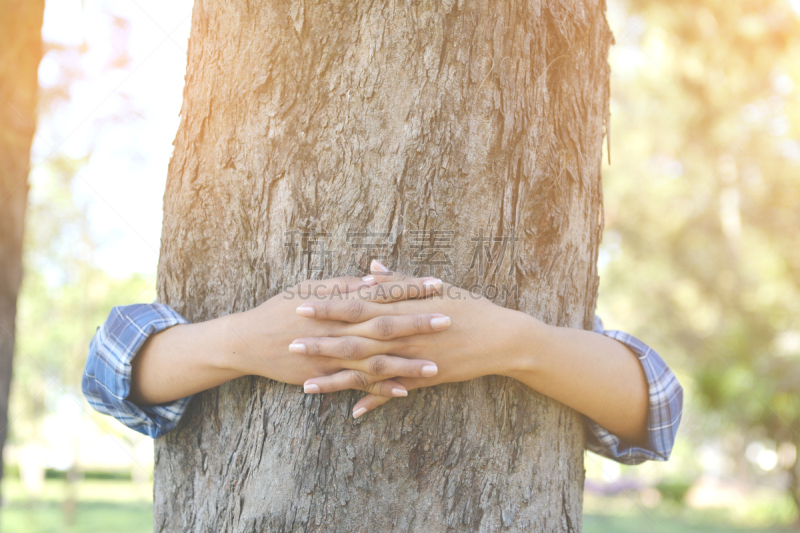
<box><xmin>82</xmin><ymin>304</ymin><xmax>682</xmax><ymax>465</ymax></box>
<box><xmin>585</xmin><ymin>316</ymin><xmax>683</xmax><ymax>465</ymax></box>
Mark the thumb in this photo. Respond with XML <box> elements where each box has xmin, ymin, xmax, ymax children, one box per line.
<box><xmin>368</xmin><ymin>259</ymin><xmax>411</xmax><ymax>282</ymax></box>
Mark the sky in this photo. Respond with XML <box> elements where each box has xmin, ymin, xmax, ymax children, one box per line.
<box><xmin>34</xmin><ymin>0</ymin><xmax>194</xmax><ymax>277</ymax></box>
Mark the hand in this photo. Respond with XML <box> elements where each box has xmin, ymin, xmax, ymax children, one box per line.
<box><xmin>293</xmin><ymin>266</ymin><xmax>532</xmax><ymax>417</ymax></box>
<box><xmin>226</xmin><ymin>269</ymin><xmax>451</xmax><ymax>397</ymax></box>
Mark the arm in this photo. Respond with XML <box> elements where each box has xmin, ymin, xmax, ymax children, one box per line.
<box><xmin>582</xmin><ymin>317</ymin><xmax>683</xmax><ymax>463</ymax></box>
<box><xmin>82</xmin><ymin>273</ymin><xmax>449</xmax><ymax>436</ymax></box>
<box><xmin>296</xmin><ymin>275</ymin><xmax>683</xmax><ymax>463</ymax></box>
<box><xmin>300</xmin><ymin>298</ymin><xmax>649</xmax><ymax>439</ymax></box>
<box><xmin>127</xmin><ymin>313</ymin><xmax>251</xmax><ymax>405</ymax></box>
<box><xmin>81</xmin><ymin>303</ymin><xmax>193</xmax><ymax>438</ymax></box>
<box><xmin>129</xmin><ymin>274</ymin><xmax>446</xmax><ymax>405</ymax></box>
<box><xmin>508</xmin><ymin>314</ymin><xmax>684</xmax><ymax>464</ymax></box>
<box><xmin>509</xmin><ymin>313</ymin><xmax>651</xmax><ymax>446</ymax></box>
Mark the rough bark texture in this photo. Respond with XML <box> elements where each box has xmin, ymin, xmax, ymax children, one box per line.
<box><xmin>155</xmin><ymin>0</ymin><xmax>612</xmax><ymax>531</ymax></box>
<box><xmin>0</xmin><ymin>0</ymin><xmax>44</xmax><ymax>490</ymax></box>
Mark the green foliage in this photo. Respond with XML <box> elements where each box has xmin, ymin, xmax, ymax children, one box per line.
<box><xmin>8</xmin><ymin>164</ymin><xmax>155</xmax><ymax>447</ymax></box>
<box><xmin>656</xmin><ymin>479</ymin><xmax>692</xmax><ymax>504</ymax></box>
<box><xmin>599</xmin><ymin>0</ymin><xmax>800</xmax><ymax>499</ymax></box>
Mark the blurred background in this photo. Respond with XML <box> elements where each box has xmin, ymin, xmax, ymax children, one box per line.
<box><xmin>2</xmin><ymin>0</ymin><xmax>800</xmax><ymax>531</ymax></box>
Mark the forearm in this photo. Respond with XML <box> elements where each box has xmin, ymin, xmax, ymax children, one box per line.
<box><xmin>129</xmin><ymin>314</ymin><xmax>249</xmax><ymax>405</ymax></box>
<box><xmin>509</xmin><ymin>314</ymin><xmax>650</xmax><ymax>446</ymax></box>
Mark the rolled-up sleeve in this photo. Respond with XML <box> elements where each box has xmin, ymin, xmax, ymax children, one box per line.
<box><xmin>584</xmin><ymin>316</ymin><xmax>684</xmax><ymax>465</ymax></box>
<box><xmin>82</xmin><ymin>303</ymin><xmax>191</xmax><ymax>438</ymax></box>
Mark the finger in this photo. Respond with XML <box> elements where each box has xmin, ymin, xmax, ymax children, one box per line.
<box><xmin>343</xmin><ymin>313</ymin><xmax>451</xmax><ymax>340</ymax></box>
<box><xmin>354</xmin><ymin>354</ymin><xmax>438</xmax><ymax>378</ymax></box>
<box><xmin>302</xmin><ymin>356</ymin><xmax>436</xmax><ymax>393</ymax></box>
<box><xmin>352</xmin><ymin>375</ymin><xmax>433</xmax><ymax>418</ymax></box>
<box><xmin>365</xmin><ymin>260</ymin><xmax>445</xmax><ymax>299</ymax></box>
<box><xmin>363</xmin><ymin>276</ymin><xmax>443</xmax><ymax>304</ymax></box>
<box><xmin>294</xmin><ymin>276</ymin><xmax>377</xmax><ymax>299</ymax></box>
<box><xmin>368</xmin><ymin>259</ymin><xmax>394</xmax><ymax>276</ymax></box>
<box><xmin>289</xmin><ymin>336</ymin><xmax>384</xmax><ymax>360</ymax></box>
<box><xmin>297</xmin><ymin>299</ymin><xmax>384</xmax><ymax>322</ymax></box>
<box><xmin>303</xmin><ymin>371</ymin><xmax>408</xmax><ymax>397</ymax></box>
<box><xmin>296</xmin><ymin>298</ymin><xmax>425</xmax><ymax>323</ymax></box>
<box><xmin>363</xmin><ymin>259</ymin><xmax>409</xmax><ymax>283</ymax></box>
<box><xmin>296</xmin><ymin>277</ymin><xmax>442</xmax><ymax>314</ymax></box>
<box><xmin>352</xmin><ymin>393</ymin><xmax>393</xmax><ymax>418</ymax></box>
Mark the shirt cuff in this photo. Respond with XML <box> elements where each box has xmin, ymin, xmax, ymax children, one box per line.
<box><xmin>584</xmin><ymin>316</ymin><xmax>684</xmax><ymax>465</ymax></box>
<box><xmin>82</xmin><ymin>303</ymin><xmax>191</xmax><ymax>438</ymax></box>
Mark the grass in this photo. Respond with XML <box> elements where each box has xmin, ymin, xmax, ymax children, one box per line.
<box><xmin>584</xmin><ymin>513</ymin><xmax>794</xmax><ymax>533</ymax></box>
<box><xmin>1</xmin><ymin>479</ymin><xmax>796</xmax><ymax>532</ymax></box>
<box><xmin>1</xmin><ymin>478</ymin><xmax>153</xmax><ymax>533</ymax></box>
<box><xmin>2</xmin><ymin>506</ymin><xmax>794</xmax><ymax>533</ymax></box>
<box><xmin>1</xmin><ymin>501</ymin><xmax>152</xmax><ymax>533</ymax></box>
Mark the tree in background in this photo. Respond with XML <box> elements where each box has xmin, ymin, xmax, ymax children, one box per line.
<box><xmin>0</xmin><ymin>0</ymin><xmax>45</xmax><ymax>492</ymax></box>
<box><xmin>599</xmin><ymin>0</ymin><xmax>800</xmax><ymax>514</ymax></box>
<box><xmin>155</xmin><ymin>0</ymin><xmax>612</xmax><ymax>529</ymax></box>
<box><xmin>3</xmin><ymin>4</ymin><xmax>163</xmax><ymax>516</ymax></box>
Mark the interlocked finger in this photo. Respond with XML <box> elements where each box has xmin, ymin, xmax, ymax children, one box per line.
<box><xmin>300</xmin><ymin>299</ymin><xmax>387</xmax><ymax>323</ymax></box>
<box><xmin>351</xmin><ymin>377</ymin><xmax>430</xmax><ymax>418</ymax></box>
<box><xmin>289</xmin><ymin>335</ymin><xmax>385</xmax><ymax>360</ymax></box>
<box><xmin>360</xmin><ymin>276</ymin><xmax>443</xmax><ymax>304</ymax></box>
<box><xmin>293</xmin><ymin>276</ymin><xmax>375</xmax><ymax>299</ymax></box>
<box><xmin>302</xmin><ymin>355</ymin><xmax>437</xmax><ymax>397</ymax></box>
<box><xmin>296</xmin><ymin>298</ymin><xmax>441</xmax><ymax>324</ymax></box>
<box><xmin>304</xmin><ymin>370</ymin><xmax>407</xmax><ymax>397</ymax></box>
<box><xmin>352</xmin><ymin>394</ymin><xmax>394</xmax><ymax>418</ymax></box>
<box><xmin>342</xmin><ymin>313</ymin><xmax>450</xmax><ymax>340</ymax></box>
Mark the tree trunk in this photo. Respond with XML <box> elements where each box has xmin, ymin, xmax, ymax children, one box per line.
<box><xmin>0</xmin><ymin>0</ymin><xmax>44</xmax><ymax>491</ymax></box>
<box><xmin>155</xmin><ymin>0</ymin><xmax>611</xmax><ymax>531</ymax></box>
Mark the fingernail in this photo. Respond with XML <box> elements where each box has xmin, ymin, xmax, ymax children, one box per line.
<box><xmin>296</xmin><ymin>304</ymin><xmax>315</xmax><ymax>317</ymax></box>
<box><xmin>392</xmin><ymin>388</ymin><xmax>408</xmax><ymax>397</ymax></box>
<box><xmin>353</xmin><ymin>407</ymin><xmax>367</xmax><ymax>418</ymax></box>
<box><xmin>304</xmin><ymin>383</ymin><xmax>320</xmax><ymax>393</ymax></box>
<box><xmin>362</xmin><ymin>275</ymin><xmax>376</xmax><ymax>284</ymax></box>
<box><xmin>423</xmin><ymin>278</ymin><xmax>442</xmax><ymax>291</ymax></box>
<box><xmin>421</xmin><ymin>364</ymin><xmax>438</xmax><ymax>377</ymax></box>
<box><xmin>430</xmin><ymin>316</ymin><xmax>451</xmax><ymax>329</ymax></box>
<box><xmin>371</xmin><ymin>259</ymin><xmax>389</xmax><ymax>273</ymax></box>
<box><xmin>289</xmin><ymin>342</ymin><xmax>306</xmax><ymax>354</ymax></box>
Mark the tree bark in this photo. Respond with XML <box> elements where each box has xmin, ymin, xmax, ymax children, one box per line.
<box><xmin>0</xmin><ymin>0</ymin><xmax>44</xmax><ymax>490</ymax></box>
<box><xmin>155</xmin><ymin>0</ymin><xmax>611</xmax><ymax>531</ymax></box>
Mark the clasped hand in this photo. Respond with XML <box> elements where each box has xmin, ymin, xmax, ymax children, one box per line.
<box><xmin>242</xmin><ymin>260</ymin><xmax>525</xmax><ymax>419</ymax></box>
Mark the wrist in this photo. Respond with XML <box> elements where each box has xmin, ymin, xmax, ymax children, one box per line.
<box><xmin>207</xmin><ymin>310</ymin><xmax>257</xmax><ymax>377</ymax></box>
<box><xmin>504</xmin><ymin>310</ymin><xmax>553</xmax><ymax>377</ymax></box>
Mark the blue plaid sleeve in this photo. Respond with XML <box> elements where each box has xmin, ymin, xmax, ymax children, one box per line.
<box><xmin>82</xmin><ymin>303</ymin><xmax>192</xmax><ymax>438</ymax></box>
<box><xmin>584</xmin><ymin>316</ymin><xmax>684</xmax><ymax>465</ymax></box>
